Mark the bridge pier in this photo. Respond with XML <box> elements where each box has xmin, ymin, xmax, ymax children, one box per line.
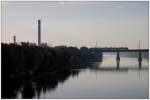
<box><xmin>116</xmin><ymin>52</ymin><xmax>120</xmax><ymax>69</ymax></box>
<box><xmin>138</xmin><ymin>51</ymin><xmax>142</xmax><ymax>69</ymax></box>
<box><xmin>116</xmin><ymin>60</ymin><xmax>120</xmax><ymax>69</ymax></box>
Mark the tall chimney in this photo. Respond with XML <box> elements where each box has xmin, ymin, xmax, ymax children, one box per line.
<box><xmin>13</xmin><ymin>35</ymin><xmax>16</xmax><ymax>44</ymax></box>
<box><xmin>38</xmin><ymin>19</ymin><xmax>41</xmax><ymax>46</ymax></box>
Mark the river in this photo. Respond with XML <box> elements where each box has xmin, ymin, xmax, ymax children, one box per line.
<box><xmin>17</xmin><ymin>53</ymin><xmax>149</xmax><ymax>99</ymax></box>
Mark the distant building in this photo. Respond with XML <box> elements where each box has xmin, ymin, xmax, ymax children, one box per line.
<box><xmin>29</xmin><ymin>43</ymin><xmax>37</xmax><ymax>46</ymax></box>
<box><xmin>40</xmin><ymin>43</ymin><xmax>47</xmax><ymax>47</ymax></box>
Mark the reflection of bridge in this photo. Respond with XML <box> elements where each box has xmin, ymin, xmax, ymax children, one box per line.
<box><xmin>90</xmin><ymin>67</ymin><xmax>148</xmax><ymax>72</ymax></box>
<box><xmin>90</xmin><ymin>60</ymin><xmax>148</xmax><ymax>73</ymax></box>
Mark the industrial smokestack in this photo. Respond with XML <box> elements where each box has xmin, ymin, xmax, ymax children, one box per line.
<box><xmin>38</xmin><ymin>19</ymin><xmax>41</xmax><ymax>46</ymax></box>
<box><xmin>13</xmin><ymin>35</ymin><xmax>16</xmax><ymax>44</ymax></box>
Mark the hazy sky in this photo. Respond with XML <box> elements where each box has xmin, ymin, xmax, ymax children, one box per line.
<box><xmin>2</xmin><ymin>1</ymin><xmax>149</xmax><ymax>48</ymax></box>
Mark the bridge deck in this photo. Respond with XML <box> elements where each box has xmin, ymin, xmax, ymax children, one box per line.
<box><xmin>101</xmin><ymin>49</ymin><xmax>149</xmax><ymax>52</ymax></box>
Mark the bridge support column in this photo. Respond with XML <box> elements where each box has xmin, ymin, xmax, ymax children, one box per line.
<box><xmin>116</xmin><ymin>52</ymin><xmax>120</xmax><ymax>69</ymax></box>
<box><xmin>138</xmin><ymin>51</ymin><xmax>142</xmax><ymax>69</ymax></box>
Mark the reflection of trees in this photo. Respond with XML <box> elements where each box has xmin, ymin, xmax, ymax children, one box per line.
<box><xmin>71</xmin><ymin>70</ymin><xmax>80</xmax><ymax>78</ymax></box>
<box><xmin>8</xmin><ymin>69</ymin><xmax>80</xmax><ymax>99</ymax></box>
<box><xmin>33</xmin><ymin>70</ymin><xmax>73</xmax><ymax>98</ymax></box>
<box><xmin>21</xmin><ymin>80</ymin><xmax>35</xmax><ymax>99</ymax></box>
<box><xmin>2</xmin><ymin>78</ymin><xmax>22</xmax><ymax>98</ymax></box>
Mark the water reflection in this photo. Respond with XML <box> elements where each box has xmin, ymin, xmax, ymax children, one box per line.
<box><xmin>21</xmin><ymin>80</ymin><xmax>35</xmax><ymax>99</ymax></box>
<box><xmin>4</xmin><ymin>69</ymin><xmax>80</xmax><ymax>99</ymax></box>
<box><xmin>4</xmin><ymin>55</ymin><xmax>148</xmax><ymax>99</ymax></box>
<box><xmin>2</xmin><ymin>77</ymin><xmax>22</xmax><ymax>98</ymax></box>
<box><xmin>138</xmin><ymin>70</ymin><xmax>141</xmax><ymax>80</ymax></box>
<box><xmin>89</xmin><ymin>55</ymin><xmax>148</xmax><ymax>72</ymax></box>
<box><xmin>139</xmin><ymin>60</ymin><xmax>142</xmax><ymax>69</ymax></box>
<box><xmin>41</xmin><ymin>56</ymin><xmax>148</xmax><ymax>99</ymax></box>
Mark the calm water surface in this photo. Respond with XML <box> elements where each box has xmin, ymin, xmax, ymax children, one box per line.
<box><xmin>18</xmin><ymin>53</ymin><xmax>149</xmax><ymax>99</ymax></box>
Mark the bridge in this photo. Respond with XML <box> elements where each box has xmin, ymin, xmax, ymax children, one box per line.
<box><xmin>93</xmin><ymin>40</ymin><xmax>149</xmax><ymax>70</ymax></box>
<box><xmin>99</xmin><ymin>48</ymin><xmax>149</xmax><ymax>70</ymax></box>
<box><xmin>101</xmin><ymin>49</ymin><xmax>149</xmax><ymax>52</ymax></box>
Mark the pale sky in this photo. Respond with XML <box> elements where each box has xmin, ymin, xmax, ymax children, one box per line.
<box><xmin>2</xmin><ymin>1</ymin><xmax>149</xmax><ymax>49</ymax></box>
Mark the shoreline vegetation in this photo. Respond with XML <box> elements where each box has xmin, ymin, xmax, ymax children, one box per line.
<box><xmin>2</xmin><ymin>42</ymin><xmax>102</xmax><ymax>98</ymax></box>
